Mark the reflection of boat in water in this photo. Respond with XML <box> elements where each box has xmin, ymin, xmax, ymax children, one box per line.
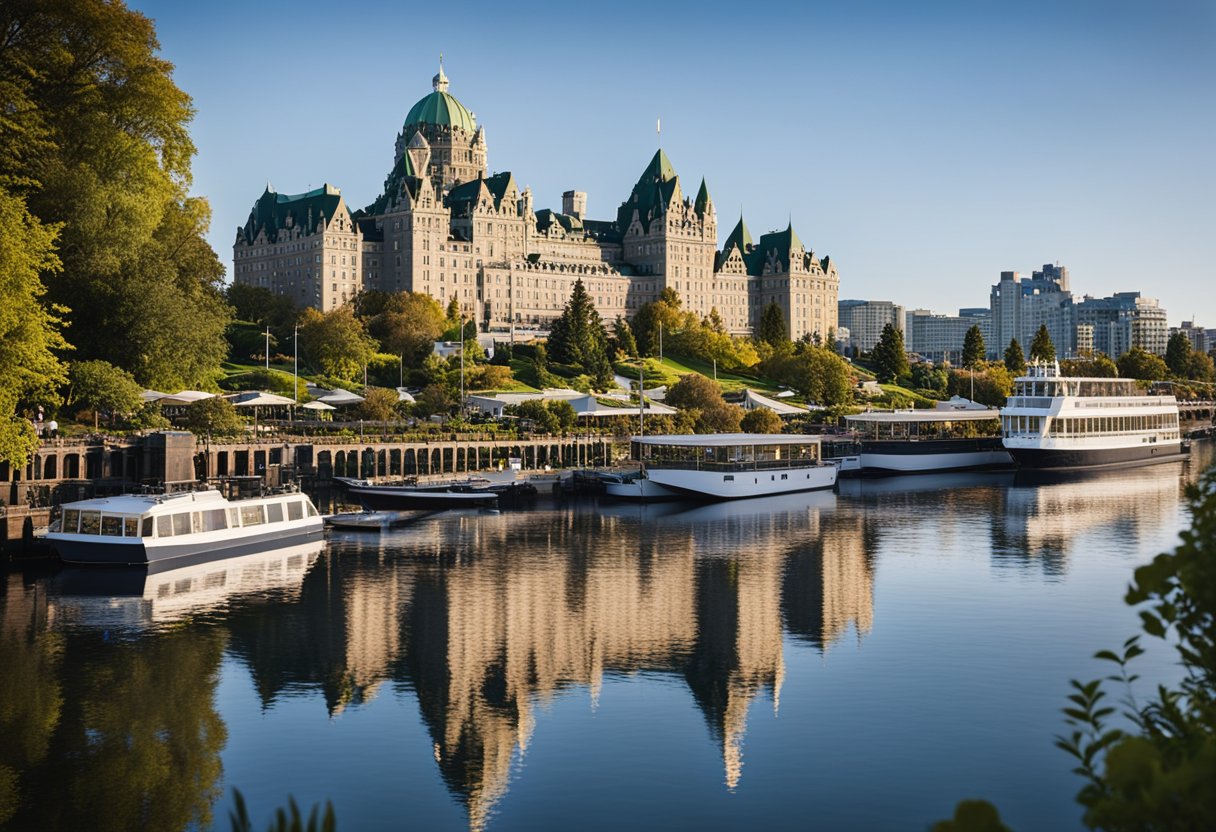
<box><xmin>46</xmin><ymin>489</ymin><xmax>324</xmax><ymax>570</ymax></box>
<box><xmin>335</xmin><ymin>477</ymin><xmax>499</xmax><ymax>510</ymax></box>
<box><xmin>608</xmin><ymin>434</ymin><xmax>837</xmax><ymax>501</ymax></box>
<box><xmin>666</xmin><ymin>488</ymin><xmax>836</xmax><ymax>522</ymax></box>
<box><xmin>837</xmin><ymin>470</ymin><xmax>1015</xmax><ymax>498</ymax></box>
<box><xmin>51</xmin><ymin>541</ymin><xmax>323</xmax><ymax>629</ymax></box>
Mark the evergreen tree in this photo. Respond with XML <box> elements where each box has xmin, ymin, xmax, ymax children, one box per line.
<box><xmin>612</xmin><ymin>316</ymin><xmax>638</xmax><ymax>357</ymax></box>
<box><xmin>1165</xmin><ymin>331</ymin><xmax>1193</xmax><ymax>377</ymax></box>
<box><xmin>757</xmin><ymin>302</ymin><xmax>788</xmax><ymax>349</ymax></box>
<box><xmin>1029</xmin><ymin>325</ymin><xmax>1056</xmax><ymax>363</ymax></box>
<box><xmin>962</xmin><ymin>324</ymin><xmax>986</xmax><ymax>368</ymax></box>
<box><xmin>1003</xmin><ymin>338</ymin><xmax>1026</xmax><ymax>374</ymax></box>
<box><xmin>547</xmin><ymin>279</ymin><xmax>613</xmax><ymax>390</ymax></box>
<box><xmin>872</xmin><ymin>323</ymin><xmax>909</xmax><ymax>383</ymax></box>
<box><xmin>1117</xmin><ymin>346</ymin><xmax>1169</xmax><ymax>381</ymax></box>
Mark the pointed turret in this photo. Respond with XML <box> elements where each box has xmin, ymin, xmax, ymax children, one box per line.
<box><xmin>694</xmin><ymin>177</ymin><xmax>711</xmax><ymax>216</ymax></box>
<box><xmin>721</xmin><ymin>215</ymin><xmax>753</xmax><ymax>256</ymax></box>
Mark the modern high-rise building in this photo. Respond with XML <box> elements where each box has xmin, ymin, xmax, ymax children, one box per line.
<box><xmin>233</xmin><ymin>65</ymin><xmax>840</xmax><ymax>340</ymax></box>
<box><xmin>904</xmin><ymin>307</ymin><xmax>991</xmax><ymax>364</ymax></box>
<box><xmin>1074</xmin><ymin>292</ymin><xmax>1169</xmax><ymax>357</ymax></box>
<box><xmin>988</xmin><ymin>266</ymin><xmax>1075</xmax><ymax>359</ymax></box>
<box><xmin>1171</xmin><ymin>321</ymin><xmax>1210</xmax><ymax>355</ymax></box>
<box><xmin>836</xmin><ymin>300</ymin><xmax>904</xmax><ymax>355</ymax></box>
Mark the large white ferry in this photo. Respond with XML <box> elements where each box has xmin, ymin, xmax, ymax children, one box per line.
<box><xmin>46</xmin><ymin>489</ymin><xmax>324</xmax><ymax>570</ymax></box>
<box><xmin>1001</xmin><ymin>362</ymin><xmax>1185</xmax><ymax>471</ymax></box>
<box><xmin>605</xmin><ymin>434</ymin><xmax>838</xmax><ymax>501</ymax></box>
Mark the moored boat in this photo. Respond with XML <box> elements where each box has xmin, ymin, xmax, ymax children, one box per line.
<box><xmin>845</xmin><ymin>408</ymin><xmax>1011</xmax><ymax>475</ymax></box>
<box><xmin>1001</xmin><ymin>362</ymin><xmax>1185</xmax><ymax>470</ymax></box>
<box><xmin>335</xmin><ymin>477</ymin><xmax>499</xmax><ymax>510</ymax></box>
<box><xmin>46</xmin><ymin>489</ymin><xmax>324</xmax><ymax>570</ymax></box>
<box><xmin>615</xmin><ymin>434</ymin><xmax>837</xmax><ymax>501</ymax></box>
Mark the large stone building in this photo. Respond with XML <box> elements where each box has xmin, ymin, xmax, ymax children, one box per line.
<box><xmin>233</xmin><ymin>65</ymin><xmax>839</xmax><ymax>339</ymax></box>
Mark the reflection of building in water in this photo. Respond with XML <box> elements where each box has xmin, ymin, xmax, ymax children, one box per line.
<box><xmin>995</xmin><ymin>466</ymin><xmax>1182</xmax><ymax>570</ymax></box>
<box><xmin>782</xmin><ymin>514</ymin><xmax>874</xmax><ymax>650</ymax></box>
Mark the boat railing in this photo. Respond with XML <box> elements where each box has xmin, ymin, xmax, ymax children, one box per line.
<box><xmin>644</xmin><ymin>458</ymin><xmax>821</xmax><ymax>473</ymax></box>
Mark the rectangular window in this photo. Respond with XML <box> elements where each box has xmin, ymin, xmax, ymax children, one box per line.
<box><xmin>157</xmin><ymin>515</ymin><xmax>173</xmax><ymax>537</ymax></box>
<box><xmin>141</xmin><ymin>516</ymin><xmax>153</xmax><ymax>536</ymax></box>
<box><xmin>287</xmin><ymin>501</ymin><xmax>303</xmax><ymax>521</ymax></box>
<box><xmin>724</xmin><ymin>475</ymin><xmax>735</xmax><ymax>482</ymax></box>
<box><xmin>201</xmin><ymin>509</ymin><xmax>227</xmax><ymax>532</ymax></box>
<box><xmin>62</xmin><ymin>509</ymin><xmax>79</xmax><ymax>533</ymax></box>
<box><xmin>240</xmin><ymin>505</ymin><xmax>265</xmax><ymax>526</ymax></box>
<box><xmin>172</xmin><ymin>513</ymin><xmax>192</xmax><ymax>536</ymax></box>
<box><xmin>101</xmin><ymin>515</ymin><xmax>122</xmax><ymax>536</ymax></box>
<box><xmin>124</xmin><ymin>517</ymin><xmax>139</xmax><ymax>537</ymax></box>
<box><xmin>79</xmin><ymin>511</ymin><xmax>101</xmax><ymax>535</ymax></box>
<box><xmin>266</xmin><ymin>502</ymin><xmax>284</xmax><ymax>523</ymax></box>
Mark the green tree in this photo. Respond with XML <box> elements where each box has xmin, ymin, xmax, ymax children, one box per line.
<box><xmin>945</xmin><ymin>365</ymin><xmax>1014</xmax><ymax>408</ymax></box>
<box><xmin>1061</xmin><ymin>355</ymin><xmax>1119</xmax><ymax>378</ymax></box>
<box><xmin>546</xmin><ymin>279</ymin><xmax>613</xmax><ymax>390</ymax></box>
<box><xmin>1165</xmin><ymin>332</ymin><xmax>1192</xmax><ymax>378</ymax></box>
<box><xmin>367</xmin><ymin>292</ymin><xmax>446</xmax><ymax>367</ymax></box>
<box><xmin>297</xmin><ymin>306</ymin><xmax>376</xmax><ymax>382</ymax></box>
<box><xmin>664</xmin><ymin>373</ymin><xmax>743</xmax><ymax>433</ymax></box>
<box><xmin>1</xmin><ymin>1</ymin><xmax>232</xmax><ymax>389</ymax></box>
<box><xmin>740</xmin><ymin>407</ymin><xmax>782</xmax><ymax>434</ymax></box>
<box><xmin>1116</xmin><ymin>347</ymin><xmax>1168</xmax><ymax>381</ymax></box>
<box><xmin>762</xmin><ymin>347</ymin><xmax>855</xmax><ymax>407</ymax></box>
<box><xmin>962</xmin><ymin>325</ymin><xmax>986</xmax><ymax>368</ymax></box>
<box><xmin>0</xmin><ymin>188</ymin><xmax>69</xmax><ymax>467</ymax></box>
<box><xmin>355</xmin><ymin>387</ymin><xmax>401</xmax><ymax>422</ymax></box>
<box><xmin>412</xmin><ymin>384</ymin><xmax>453</xmax><ymax>419</ymax></box>
<box><xmin>1185</xmin><ymin>350</ymin><xmax>1215</xmax><ymax>383</ymax></box>
<box><xmin>1003</xmin><ymin>338</ymin><xmax>1027</xmax><ymax>375</ymax></box>
<box><xmin>506</xmin><ymin>400</ymin><xmax>576</xmax><ymax>434</ymax></box>
<box><xmin>1029</xmin><ymin>324</ymin><xmax>1056</xmax><ymax>363</ymax></box>
<box><xmin>182</xmin><ymin>397</ymin><xmax>244</xmax><ymax>437</ymax></box>
<box><xmin>872</xmin><ymin>323</ymin><xmax>909</xmax><ymax>384</ymax></box>
<box><xmin>757</xmin><ymin>302</ymin><xmax>788</xmax><ymax>349</ymax></box>
<box><xmin>613</xmin><ymin>316</ymin><xmax>638</xmax><ymax>358</ymax></box>
<box><xmin>68</xmin><ymin>360</ymin><xmax>143</xmax><ymax>429</ymax></box>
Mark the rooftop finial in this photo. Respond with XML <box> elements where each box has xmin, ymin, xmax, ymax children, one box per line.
<box><xmin>656</xmin><ymin>116</ymin><xmax>661</xmax><ymax>148</ymax></box>
<box><xmin>433</xmin><ymin>54</ymin><xmax>449</xmax><ymax>92</ymax></box>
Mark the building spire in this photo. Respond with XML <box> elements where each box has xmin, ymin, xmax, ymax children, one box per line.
<box><xmin>433</xmin><ymin>54</ymin><xmax>449</xmax><ymax>92</ymax></box>
<box><xmin>656</xmin><ymin>116</ymin><xmax>661</xmax><ymax>148</ymax></box>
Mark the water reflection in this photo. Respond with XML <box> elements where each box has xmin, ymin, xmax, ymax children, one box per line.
<box><xmin>1</xmin><ymin>448</ymin><xmax>1208</xmax><ymax>831</ymax></box>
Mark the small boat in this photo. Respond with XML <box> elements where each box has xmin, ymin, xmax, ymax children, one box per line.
<box><xmin>602</xmin><ymin>470</ymin><xmax>682</xmax><ymax>501</ymax></box>
<box><xmin>46</xmin><ymin>489</ymin><xmax>324</xmax><ymax>570</ymax></box>
<box><xmin>334</xmin><ymin>477</ymin><xmax>499</xmax><ymax>510</ymax></box>
<box><xmin>324</xmin><ymin>511</ymin><xmax>410</xmax><ymax>531</ymax></box>
<box><xmin>610</xmin><ymin>434</ymin><xmax>838</xmax><ymax>501</ymax></box>
<box><xmin>844</xmin><ymin>407</ymin><xmax>1011</xmax><ymax>475</ymax></box>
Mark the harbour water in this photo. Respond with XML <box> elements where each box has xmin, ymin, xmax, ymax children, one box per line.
<box><xmin>1</xmin><ymin>441</ymin><xmax>1210</xmax><ymax>831</ymax></box>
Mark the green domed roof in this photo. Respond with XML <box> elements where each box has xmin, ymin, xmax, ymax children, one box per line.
<box><xmin>404</xmin><ymin>66</ymin><xmax>477</xmax><ymax>133</ymax></box>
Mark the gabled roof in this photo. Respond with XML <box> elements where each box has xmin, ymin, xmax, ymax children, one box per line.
<box><xmin>747</xmin><ymin>223</ymin><xmax>806</xmax><ymax>274</ymax></box>
<box><xmin>446</xmin><ymin>171</ymin><xmax>518</xmax><ymax>212</ymax></box>
<box><xmin>535</xmin><ymin>208</ymin><xmax>583</xmax><ymax>235</ymax></box>
<box><xmin>363</xmin><ymin>154</ymin><xmax>422</xmax><ymax>215</ymax></box>
<box><xmin>721</xmin><ymin>216</ymin><xmax>752</xmax><ymax>257</ymax></box>
<box><xmin>616</xmin><ymin>149</ymin><xmax>681</xmax><ymax>232</ymax></box>
<box><xmin>239</xmin><ymin>184</ymin><xmax>343</xmax><ymax>244</ymax></box>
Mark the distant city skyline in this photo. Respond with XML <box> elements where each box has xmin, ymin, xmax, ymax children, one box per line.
<box><xmin>131</xmin><ymin>0</ymin><xmax>1215</xmax><ymax>325</ymax></box>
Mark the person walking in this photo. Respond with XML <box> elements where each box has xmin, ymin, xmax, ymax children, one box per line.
<box><xmin>47</xmin><ymin>418</ymin><xmax>59</xmax><ymax>440</ymax></box>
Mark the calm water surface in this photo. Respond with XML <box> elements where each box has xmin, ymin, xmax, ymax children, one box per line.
<box><xmin>2</xmin><ymin>442</ymin><xmax>1211</xmax><ymax>831</ymax></box>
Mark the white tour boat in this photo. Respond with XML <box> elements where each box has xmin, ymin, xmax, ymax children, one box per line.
<box><xmin>46</xmin><ymin>489</ymin><xmax>324</xmax><ymax>570</ymax></box>
<box><xmin>606</xmin><ymin>434</ymin><xmax>838</xmax><ymax>501</ymax></box>
<box><xmin>1001</xmin><ymin>361</ymin><xmax>1185</xmax><ymax>470</ymax></box>
<box><xmin>844</xmin><ymin>408</ymin><xmax>1011</xmax><ymax>475</ymax></box>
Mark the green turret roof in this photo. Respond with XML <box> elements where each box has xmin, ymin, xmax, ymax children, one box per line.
<box><xmin>240</xmin><ymin>184</ymin><xmax>343</xmax><ymax>244</ymax></box>
<box><xmin>362</xmin><ymin>154</ymin><xmax>420</xmax><ymax>216</ymax></box>
<box><xmin>721</xmin><ymin>216</ymin><xmax>752</xmax><ymax>255</ymax></box>
<box><xmin>747</xmin><ymin>223</ymin><xmax>807</xmax><ymax>274</ymax></box>
<box><xmin>404</xmin><ymin>67</ymin><xmax>477</xmax><ymax>133</ymax></box>
<box><xmin>617</xmin><ymin>149</ymin><xmax>680</xmax><ymax>232</ymax></box>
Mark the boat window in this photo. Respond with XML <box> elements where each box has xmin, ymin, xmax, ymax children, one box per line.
<box><xmin>287</xmin><ymin>501</ymin><xmax>303</xmax><ymax>521</ymax></box>
<box><xmin>124</xmin><ymin>517</ymin><xmax>139</xmax><ymax>537</ymax></box>
<box><xmin>266</xmin><ymin>502</ymin><xmax>284</xmax><ymax>523</ymax></box>
<box><xmin>192</xmin><ymin>512</ymin><xmax>204</xmax><ymax>534</ymax></box>
<box><xmin>172</xmin><ymin>513</ymin><xmax>191</xmax><ymax>536</ymax></box>
<box><xmin>306</xmin><ymin>503</ymin><xmax>319</xmax><ymax>517</ymax></box>
<box><xmin>157</xmin><ymin>515</ymin><xmax>173</xmax><ymax>537</ymax></box>
<box><xmin>101</xmin><ymin>515</ymin><xmax>122</xmax><ymax>536</ymax></box>
<box><xmin>240</xmin><ymin>505</ymin><xmax>265</xmax><ymax>527</ymax></box>
<box><xmin>723</xmin><ymin>475</ymin><xmax>734</xmax><ymax>482</ymax></box>
<box><xmin>200</xmin><ymin>509</ymin><xmax>227</xmax><ymax>532</ymax></box>
<box><xmin>79</xmin><ymin>511</ymin><xmax>100</xmax><ymax>535</ymax></box>
<box><xmin>62</xmin><ymin>510</ymin><xmax>79</xmax><ymax>533</ymax></box>
<box><xmin>228</xmin><ymin>507</ymin><xmax>241</xmax><ymax>527</ymax></box>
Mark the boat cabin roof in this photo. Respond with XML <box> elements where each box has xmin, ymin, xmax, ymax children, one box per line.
<box><xmin>631</xmin><ymin>434</ymin><xmax>822</xmax><ymax>447</ymax></box>
<box><xmin>60</xmin><ymin>490</ymin><xmax>230</xmax><ymax>516</ymax></box>
<box><xmin>845</xmin><ymin>409</ymin><xmax>1000</xmax><ymax>425</ymax></box>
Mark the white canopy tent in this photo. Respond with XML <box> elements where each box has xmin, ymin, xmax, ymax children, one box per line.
<box><xmin>317</xmin><ymin>388</ymin><xmax>365</xmax><ymax>405</ymax></box>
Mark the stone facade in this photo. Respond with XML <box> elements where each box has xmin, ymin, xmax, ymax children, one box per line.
<box><xmin>234</xmin><ymin>66</ymin><xmax>840</xmax><ymax>340</ymax></box>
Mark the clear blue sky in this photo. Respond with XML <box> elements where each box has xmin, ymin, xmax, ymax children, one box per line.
<box><xmin>132</xmin><ymin>0</ymin><xmax>1215</xmax><ymax>326</ymax></box>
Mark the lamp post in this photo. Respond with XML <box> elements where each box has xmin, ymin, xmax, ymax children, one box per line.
<box><xmin>293</xmin><ymin>324</ymin><xmax>299</xmax><ymax>403</ymax></box>
<box><xmin>265</xmin><ymin>327</ymin><xmax>271</xmax><ymax>371</ymax></box>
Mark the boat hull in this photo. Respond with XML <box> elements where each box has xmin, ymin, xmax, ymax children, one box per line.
<box><xmin>52</xmin><ymin>523</ymin><xmax>324</xmax><ymax>572</ymax></box>
<box><xmin>1007</xmin><ymin>443</ymin><xmax>1187</xmax><ymax>471</ymax></box>
<box><xmin>858</xmin><ymin>439</ymin><xmax>1013</xmax><ymax>475</ymax></box>
<box><xmin>346</xmin><ymin>485</ymin><xmax>498</xmax><ymax>511</ymax></box>
<box><xmin>603</xmin><ymin>479</ymin><xmax>683</xmax><ymax>501</ymax></box>
<box><xmin>645</xmin><ymin>464</ymin><xmax>838</xmax><ymax>500</ymax></box>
